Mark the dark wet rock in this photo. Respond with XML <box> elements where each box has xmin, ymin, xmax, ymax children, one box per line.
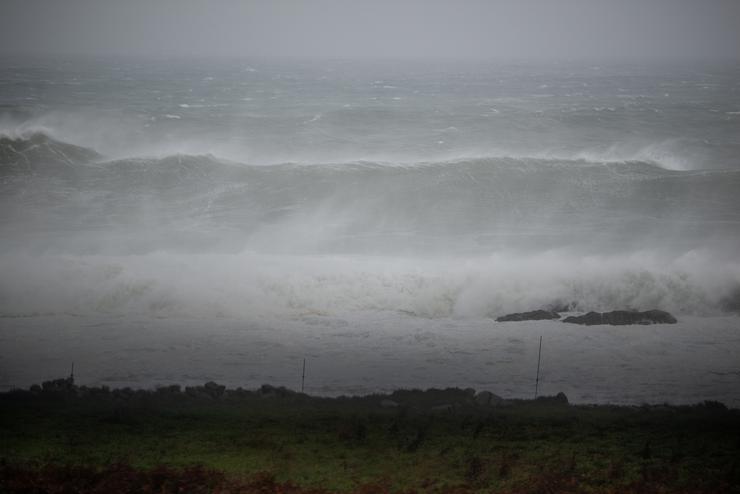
<box><xmin>224</xmin><ymin>386</ymin><xmax>253</xmax><ymax>398</ymax></box>
<box><xmin>536</xmin><ymin>392</ymin><xmax>569</xmax><ymax>405</ymax></box>
<box><xmin>700</xmin><ymin>400</ymin><xmax>728</xmax><ymax>411</ymax></box>
<box><xmin>89</xmin><ymin>385</ymin><xmax>110</xmax><ymax>397</ymax></box>
<box><xmin>259</xmin><ymin>384</ymin><xmax>277</xmax><ymax>395</ymax></box>
<box><xmin>496</xmin><ymin>309</ymin><xmax>561</xmax><ymax>322</ymax></box>
<box><xmin>475</xmin><ymin>390</ymin><xmax>504</xmax><ymax>407</ymax></box>
<box><xmin>203</xmin><ymin>381</ymin><xmax>226</xmax><ymax>398</ymax></box>
<box><xmin>41</xmin><ymin>377</ymin><xmax>76</xmax><ymax>394</ymax></box>
<box><xmin>185</xmin><ymin>386</ymin><xmax>212</xmax><ymax>400</ymax></box>
<box><xmin>389</xmin><ymin>387</ymin><xmax>479</xmax><ymax>409</ymax></box>
<box><xmin>562</xmin><ymin>309</ymin><xmax>677</xmax><ymax>326</ymax></box>
<box><xmin>156</xmin><ymin>384</ymin><xmax>182</xmax><ymax>395</ymax></box>
<box><xmin>113</xmin><ymin>387</ymin><xmax>135</xmax><ymax>401</ymax></box>
<box><xmin>258</xmin><ymin>384</ymin><xmax>295</xmax><ymax>398</ymax></box>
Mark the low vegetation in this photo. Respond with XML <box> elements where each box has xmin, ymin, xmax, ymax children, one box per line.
<box><xmin>1</xmin><ymin>380</ymin><xmax>738</xmax><ymax>493</ymax></box>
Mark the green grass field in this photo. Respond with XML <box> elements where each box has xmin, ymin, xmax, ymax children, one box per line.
<box><xmin>1</xmin><ymin>383</ymin><xmax>739</xmax><ymax>493</ymax></box>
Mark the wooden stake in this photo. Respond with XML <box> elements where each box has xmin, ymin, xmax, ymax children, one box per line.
<box><xmin>301</xmin><ymin>358</ymin><xmax>306</xmax><ymax>394</ymax></box>
<box><xmin>535</xmin><ymin>336</ymin><xmax>542</xmax><ymax>399</ymax></box>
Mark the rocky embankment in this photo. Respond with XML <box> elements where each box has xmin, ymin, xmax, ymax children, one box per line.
<box><xmin>6</xmin><ymin>377</ymin><xmax>574</xmax><ymax>413</ymax></box>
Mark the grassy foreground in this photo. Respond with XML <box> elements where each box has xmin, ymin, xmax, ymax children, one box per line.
<box><xmin>1</xmin><ymin>381</ymin><xmax>739</xmax><ymax>493</ymax></box>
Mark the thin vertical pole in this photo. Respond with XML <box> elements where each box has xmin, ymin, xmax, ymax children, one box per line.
<box><xmin>534</xmin><ymin>336</ymin><xmax>542</xmax><ymax>399</ymax></box>
<box><xmin>301</xmin><ymin>358</ymin><xmax>306</xmax><ymax>393</ymax></box>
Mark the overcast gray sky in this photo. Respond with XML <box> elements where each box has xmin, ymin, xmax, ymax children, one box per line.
<box><xmin>1</xmin><ymin>0</ymin><xmax>739</xmax><ymax>60</ymax></box>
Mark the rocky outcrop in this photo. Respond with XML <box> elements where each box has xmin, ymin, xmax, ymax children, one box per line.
<box><xmin>496</xmin><ymin>310</ymin><xmax>561</xmax><ymax>322</ymax></box>
<box><xmin>258</xmin><ymin>384</ymin><xmax>295</xmax><ymax>398</ymax></box>
<box><xmin>562</xmin><ymin>310</ymin><xmax>677</xmax><ymax>326</ymax></box>
<box><xmin>536</xmin><ymin>392</ymin><xmax>569</xmax><ymax>405</ymax></box>
<box><xmin>203</xmin><ymin>381</ymin><xmax>226</xmax><ymax>398</ymax></box>
<box><xmin>475</xmin><ymin>390</ymin><xmax>504</xmax><ymax>407</ymax></box>
<box><xmin>41</xmin><ymin>377</ymin><xmax>76</xmax><ymax>393</ymax></box>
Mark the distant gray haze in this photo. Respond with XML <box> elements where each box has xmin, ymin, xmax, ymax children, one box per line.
<box><xmin>1</xmin><ymin>0</ymin><xmax>739</xmax><ymax>60</ymax></box>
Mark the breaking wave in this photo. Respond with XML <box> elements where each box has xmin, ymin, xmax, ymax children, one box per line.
<box><xmin>0</xmin><ymin>130</ymin><xmax>706</xmax><ymax>172</ymax></box>
<box><xmin>1</xmin><ymin>250</ymin><xmax>739</xmax><ymax>319</ymax></box>
<box><xmin>1</xmin><ymin>133</ymin><xmax>739</xmax><ymax>319</ymax></box>
<box><xmin>2</xmin><ymin>133</ymin><xmax>739</xmax><ymax>255</ymax></box>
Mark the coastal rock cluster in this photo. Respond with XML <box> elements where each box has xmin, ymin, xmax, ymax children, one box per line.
<box><xmin>10</xmin><ymin>379</ymin><xmax>572</xmax><ymax>413</ymax></box>
<box><xmin>496</xmin><ymin>308</ymin><xmax>677</xmax><ymax>325</ymax></box>
<box><xmin>563</xmin><ymin>309</ymin><xmax>677</xmax><ymax>325</ymax></box>
<box><xmin>495</xmin><ymin>310</ymin><xmax>561</xmax><ymax>322</ymax></box>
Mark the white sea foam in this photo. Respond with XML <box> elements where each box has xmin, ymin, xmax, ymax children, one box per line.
<box><xmin>2</xmin><ymin>59</ymin><xmax>739</xmax><ymax>404</ymax></box>
<box><xmin>1</xmin><ymin>250</ymin><xmax>737</xmax><ymax>320</ymax></box>
<box><xmin>0</xmin><ymin>112</ymin><xmax>709</xmax><ymax>171</ymax></box>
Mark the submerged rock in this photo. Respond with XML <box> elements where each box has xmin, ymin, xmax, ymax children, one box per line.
<box><xmin>562</xmin><ymin>310</ymin><xmax>677</xmax><ymax>326</ymax></box>
<box><xmin>496</xmin><ymin>309</ymin><xmax>561</xmax><ymax>322</ymax></box>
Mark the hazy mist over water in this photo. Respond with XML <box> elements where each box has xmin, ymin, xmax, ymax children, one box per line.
<box><xmin>2</xmin><ymin>0</ymin><xmax>740</xmax><ymax>60</ymax></box>
<box><xmin>1</xmin><ymin>1</ymin><xmax>739</xmax><ymax>404</ymax></box>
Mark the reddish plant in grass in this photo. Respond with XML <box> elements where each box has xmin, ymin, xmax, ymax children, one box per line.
<box><xmin>1</xmin><ymin>462</ymin><xmax>736</xmax><ymax>494</ymax></box>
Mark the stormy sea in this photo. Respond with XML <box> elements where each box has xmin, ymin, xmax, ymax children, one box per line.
<box><xmin>1</xmin><ymin>57</ymin><xmax>739</xmax><ymax>405</ymax></box>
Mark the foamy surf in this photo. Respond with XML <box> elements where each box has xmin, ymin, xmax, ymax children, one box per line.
<box><xmin>1</xmin><ymin>58</ymin><xmax>739</xmax><ymax>404</ymax></box>
<box><xmin>1</xmin><ymin>250</ymin><xmax>738</xmax><ymax>319</ymax></box>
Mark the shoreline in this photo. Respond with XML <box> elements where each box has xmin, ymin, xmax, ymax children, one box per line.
<box><xmin>3</xmin><ymin>313</ymin><xmax>739</xmax><ymax>407</ymax></box>
<box><xmin>3</xmin><ymin>378</ymin><xmax>738</xmax><ymax>411</ymax></box>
